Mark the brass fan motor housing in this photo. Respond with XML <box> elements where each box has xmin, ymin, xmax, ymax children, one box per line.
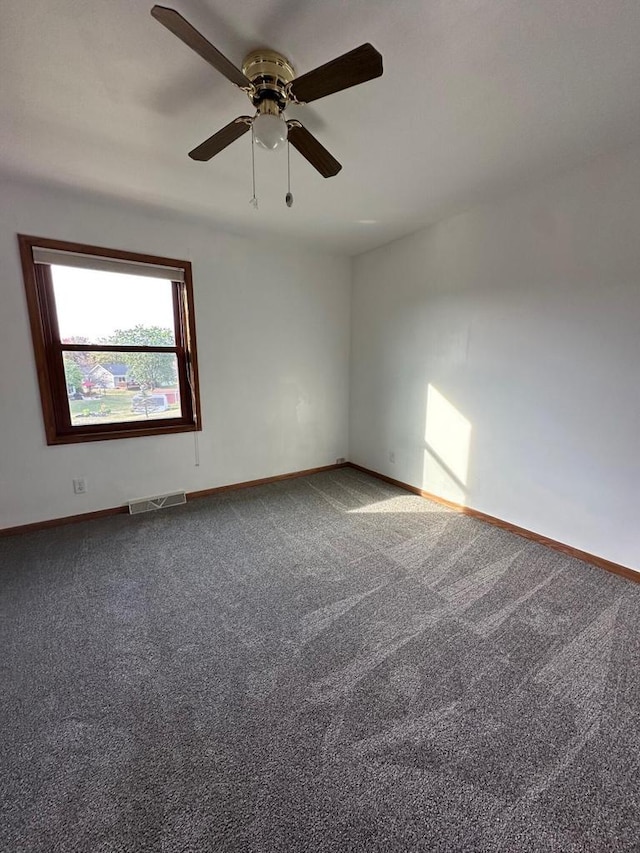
<box><xmin>242</xmin><ymin>49</ymin><xmax>295</xmax><ymax>113</ymax></box>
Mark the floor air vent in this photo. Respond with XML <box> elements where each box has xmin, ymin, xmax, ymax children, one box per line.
<box><xmin>128</xmin><ymin>491</ymin><xmax>186</xmax><ymax>515</ymax></box>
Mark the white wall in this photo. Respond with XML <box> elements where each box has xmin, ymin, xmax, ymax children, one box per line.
<box><xmin>0</xmin><ymin>179</ymin><xmax>350</xmax><ymax>528</ymax></box>
<box><xmin>350</xmin><ymin>144</ymin><xmax>640</xmax><ymax>570</ymax></box>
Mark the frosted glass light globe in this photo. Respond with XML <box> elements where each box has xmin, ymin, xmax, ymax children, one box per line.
<box><xmin>253</xmin><ymin>113</ymin><xmax>287</xmax><ymax>150</ymax></box>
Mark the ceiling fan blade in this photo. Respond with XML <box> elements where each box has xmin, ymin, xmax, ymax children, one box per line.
<box><xmin>151</xmin><ymin>5</ymin><xmax>252</xmax><ymax>89</ymax></box>
<box><xmin>289</xmin><ymin>43</ymin><xmax>382</xmax><ymax>104</ymax></box>
<box><xmin>287</xmin><ymin>123</ymin><xmax>342</xmax><ymax>178</ymax></box>
<box><xmin>189</xmin><ymin>117</ymin><xmax>252</xmax><ymax>161</ymax></box>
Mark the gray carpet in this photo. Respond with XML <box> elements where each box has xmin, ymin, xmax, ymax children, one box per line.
<box><xmin>1</xmin><ymin>468</ymin><xmax>639</xmax><ymax>852</ymax></box>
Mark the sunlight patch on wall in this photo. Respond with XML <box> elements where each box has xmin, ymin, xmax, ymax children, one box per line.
<box><xmin>423</xmin><ymin>384</ymin><xmax>471</xmax><ymax>505</ymax></box>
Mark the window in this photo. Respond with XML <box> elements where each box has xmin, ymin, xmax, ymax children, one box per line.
<box><xmin>18</xmin><ymin>235</ymin><xmax>201</xmax><ymax>444</ymax></box>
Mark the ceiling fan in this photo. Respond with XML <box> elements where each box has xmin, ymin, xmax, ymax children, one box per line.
<box><xmin>150</xmin><ymin>5</ymin><xmax>383</xmax><ymax>178</ymax></box>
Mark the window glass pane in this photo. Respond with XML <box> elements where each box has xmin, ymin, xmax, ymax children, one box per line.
<box><xmin>64</xmin><ymin>351</ymin><xmax>182</xmax><ymax>426</ymax></box>
<box><xmin>52</xmin><ymin>265</ymin><xmax>176</xmax><ymax>346</ymax></box>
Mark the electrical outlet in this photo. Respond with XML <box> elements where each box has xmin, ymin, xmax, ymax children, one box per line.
<box><xmin>389</xmin><ymin>451</ymin><xmax>396</xmax><ymax>464</ymax></box>
<box><xmin>336</xmin><ymin>457</ymin><xmax>346</xmax><ymax>464</ymax></box>
<box><xmin>73</xmin><ymin>478</ymin><xmax>87</xmax><ymax>495</ymax></box>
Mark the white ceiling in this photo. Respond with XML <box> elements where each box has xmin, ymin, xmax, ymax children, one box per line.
<box><xmin>2</xmin><ymin>0</ymin><xmax>640</xmax><ymax>255</ymax></box>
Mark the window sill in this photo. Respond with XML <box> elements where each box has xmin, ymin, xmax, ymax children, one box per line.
<box><xmin>46</xmin><ymin>421</ymin><xmax>200</xmax><ymax>445</ymax></box>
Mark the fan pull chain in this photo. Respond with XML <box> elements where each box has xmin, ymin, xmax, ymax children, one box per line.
<box><xmin>286</xmin><ymin>139</ymin><xmax>293</xmax><ymax>207</ymax></box>
<box><xmin>250</xmin><ymin>125</ymin><xmax>258</xmax><ymax>209</ymax></box>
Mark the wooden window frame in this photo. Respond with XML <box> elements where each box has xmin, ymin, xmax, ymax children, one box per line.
<box><xmin>18</xmin><ymin>234</ymin><xmax>202</xmax><ymax>445</ymax></box>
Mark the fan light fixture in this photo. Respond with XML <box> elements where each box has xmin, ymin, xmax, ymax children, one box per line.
<box><xmin>150</xmin><ymin>5</ymin><xmax>384</xmax><ymax>197</ymax></box>
<box><xmin>253</xmin><ymin>113</ymin><xmax>287</xmax><ymax>150</ymax></box>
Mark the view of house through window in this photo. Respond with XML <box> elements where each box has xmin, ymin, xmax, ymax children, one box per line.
<box><xmin>53</xmin><ymin>266</ymin><xmax>183</xmax><ymax>426</ymax></box>
<box><xmin>18</xmin><ymin>235</ymin><xmax>201</xmax><ymax>444</ymax></box>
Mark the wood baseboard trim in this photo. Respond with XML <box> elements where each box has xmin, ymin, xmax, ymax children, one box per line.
<box><xmin>4</xmin><ymin>460</ymin><xmax>634</xmax><ymax>586</ymax></box>
<box><xmin>0</xmin><ymin>463</ymin><xmax>348</xmax><ymax>538</ymax></box>
<box><xmin>347</xmin><ymin>462</ymin><xmax>639</xmax><ymax>584</ymax></box>
<box><xmin>186</xmin><ymin>462</ymin><xmax>348</xmax><ymax>500</ymax></box>
<box><xmin>0</xmin><ymin>505</ymin><xmax>129</xmax><ymax>537</ymax></box>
